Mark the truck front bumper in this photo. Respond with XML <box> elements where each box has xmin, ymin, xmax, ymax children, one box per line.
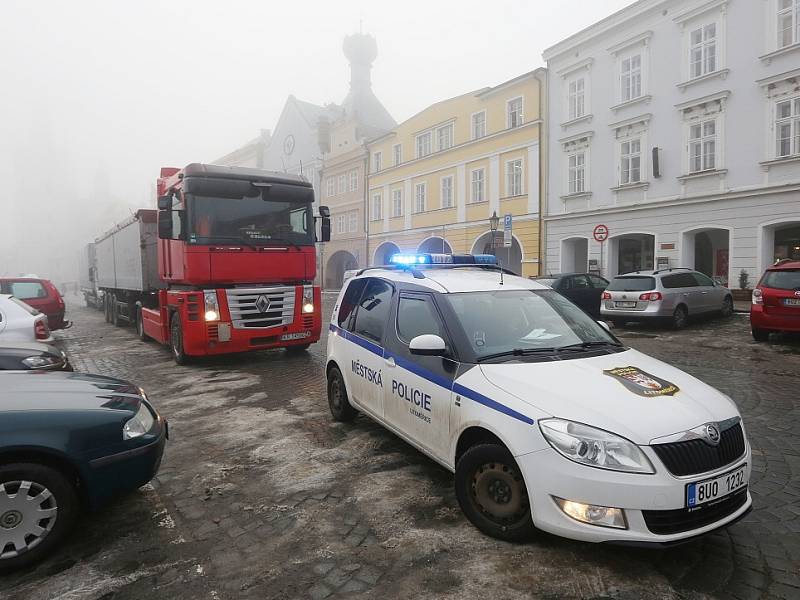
<box><xmin>181</xmin><ymin>318</ymin><xmax>321</xmax><ymax>356</ymax></box>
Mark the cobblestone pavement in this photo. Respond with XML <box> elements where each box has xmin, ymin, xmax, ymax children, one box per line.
<box><xmin>2</xmin><ymin>296</ymin><xmax>799</xmax><ymax>600</ymax></box>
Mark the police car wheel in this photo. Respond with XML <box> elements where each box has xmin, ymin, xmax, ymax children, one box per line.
<box><xmin>455</xmin><ymin>444</ymin><xmax>533</xmax><ymax>542</ymax></box>
<box><xmin>327</xmin><ymin>366</ymin><xmax>357</xmax><ymax>422</ymax></box>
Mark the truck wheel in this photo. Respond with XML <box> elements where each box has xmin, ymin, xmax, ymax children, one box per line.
<box><xmin>455</xmin><ymin>444</ymin><xmax>534</xmax><ymax>543</ymax></box>
<box><xmin>170</xmin><ymin>316</ymin><xmax>191</xmax><ymax>365</ymax></box>
<box><xmin>136</xmin><ymin>306</ymin><xmax>148</xmax><ymax>341</ymax></box>
<box><xmin>111</xmin><ymin>296</ymin><xmax>121</xmax><ymax>327</ymax></box>
<box><xmin>104</xmin><ymin>295</ymin><xmax>111</xmax><ymax>323</ymax></box>
<box><xmin>327</xmin><ymin>366</ymin><xmax>357</xmax><ymax>422</ymax></box>
<box><xmin>0</xmin><ymin>463</ymin><xmax>79</xmax><ymax>573</ymax></box>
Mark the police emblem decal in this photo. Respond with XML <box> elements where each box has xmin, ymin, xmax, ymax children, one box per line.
<box><xmin>603</xmin><ymin>366</ymin><xmax>680</xmax><ymax>397</ymax></box>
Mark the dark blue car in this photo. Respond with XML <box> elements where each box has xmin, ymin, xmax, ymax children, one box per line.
<box><xmin>0</xmin><ymin>371</ymin><xmax>167</xmax><ymax>571</ymax></box>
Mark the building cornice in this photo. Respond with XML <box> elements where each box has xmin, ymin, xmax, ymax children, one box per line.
<box><xmin>756</xmin><ymin>67</ymin><xmax>800</xmax><ymax>88</ymax></box>
<box><xmin>672</xmin><ymin>0</ymin><xmax>728</xmax><ymax>25</ymax></box>
<box><xmin>607</xmin><ymin>30</ymin><xmax>653</xmax><ymax>55</ymax></box>
<box><xmin>556</xmin><ymin>58</ymin><xmax>594</xmax><ymax>78</ymax></box>
<box><xmin>609</xmin><ymin>113</ymin><xmax>652</xmax><ymax>130</ymax></box>
<box><xmin>674</xmin><ymin>89</ymin><xmax>731</xmax><ymax>111</ymax></box>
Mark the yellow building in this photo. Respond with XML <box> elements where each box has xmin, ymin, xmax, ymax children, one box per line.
<box><xmin>366</xmin><ymin>69</ymin><xmax>546</xmax><ymax>277</ymax></box>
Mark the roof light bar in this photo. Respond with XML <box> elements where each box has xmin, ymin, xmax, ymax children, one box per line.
<box><xmin>386</xmin><ymin>253</ymin><xmax>498</xmax><ymax>266</ymax></box>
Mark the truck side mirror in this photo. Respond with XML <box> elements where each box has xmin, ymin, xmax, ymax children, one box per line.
<box><xmin>320</xmin><ymin>217</ymin><xmax>331</xmax><ymax>243</ymax></box>
<box><xmin>157</xmin><ymin>195</ymin><xmax>172</xmax><ymax>210</ymax></box>
<box><xmin>158</xmin><ymin>210</ymin><xmax>173</xmax><ymax>239</ymax></box>
<box><xmin>318</xmin><ymin>205</ymin><xmax>331</xmax><ymax>218</ymax></box>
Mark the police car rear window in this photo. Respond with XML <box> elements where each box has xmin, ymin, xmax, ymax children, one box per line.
<box><xmin>353</xmin><ymin>279</ymin><xmax>393</xmax><ymax>343</ymax></box>
<box><xmin>607</xmin><ymin>277</ymin><xmax>655</xmax><ymax>292</ymax></box>
<box><xmin>338</xmin><ymin>279</ymin><xmax>366</xmax><ymax>328</ymax></box>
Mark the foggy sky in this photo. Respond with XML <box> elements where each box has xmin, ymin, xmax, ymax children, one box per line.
<box><xmin>0</xmin><ymin>0</ymin><xmax>632</xmax><ymax>282</ymax></box>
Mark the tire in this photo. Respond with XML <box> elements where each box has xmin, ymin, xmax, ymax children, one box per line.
<box><xmin>0</xmin><ymin>462</ymin><xmax>80</xmax><ymax>573</ymax></box>
<box><xmin>110</xmin><ymin>296</ymin><xmax>120</xmax><ymax>327</ymax></box>
<box><xmin>104</xmin><ymin>295</ymin><xmax>111</xmax><ymax>323</ymax></box>
<box><xmin>455</xmin><ymin>443</ymin><xmax>534</xmax><ymax>543</ymax></box>
<box><xmin>135</xmin><ymin>306</ymin><xmax>148</xmax><ymax>341</ymax></box>
<box><xmin>170</xmin><ymin>315</ymin><xmax>191</xmax><ymax>365</ymax></box>
<box><xmin>286</xmin><ymin>344</ymin><xmax>311</xmax><ymax>354</ymax></box>
<box><xmin>721</xmin><ymin>296</ymin><xmax>734</xmax><ymax>318</ymax></box>
<box><xmin>327</xmin><ymin>366</ymin><xmax>357</xmax><ymax>422</ymax></box>
<box><xmin>752</xmin><ymin>328</ymin><xmax>770</xmax><ymax>342</ymax></box>
<box><xmin>671</xmin><ymin>305</ymin><xmax>688</xmax><ymax>330</ymax></box>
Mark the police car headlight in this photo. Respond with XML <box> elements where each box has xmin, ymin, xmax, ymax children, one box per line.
<box><xmin>539</xmin><ymin>419</ymin><xmax>654</xmax><ymax>474</ymax></box>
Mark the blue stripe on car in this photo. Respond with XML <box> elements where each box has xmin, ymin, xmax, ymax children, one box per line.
<box><xmin>329</xmin><ymin>324</ymin><xmax>534</xmax><ymax>425</ymax></box>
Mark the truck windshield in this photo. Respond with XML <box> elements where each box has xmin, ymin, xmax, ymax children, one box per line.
<box><xmin>187</xmin><ymin>193</ymin><xmax>313</xmax><ymax>246</ymax></box>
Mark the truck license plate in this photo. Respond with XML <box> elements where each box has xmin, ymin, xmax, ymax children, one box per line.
<box><xmin>686</xmin><ymin>464</ymin><xmax>747</xmax><ymax>507</ymax></box>
<box><xmin>783</xmin><ymin>298</ymin><xmax>800</xmax><ymax>306</ymax></box>
<box><xmin>281</xmin><ymin>331</ymin><xmax>311</xmax><ymax>341</ymax></box>
<box><xmin>615</xmin><ymin>301</ymin><xmax>637</xmax><ymax>308</ymax></box>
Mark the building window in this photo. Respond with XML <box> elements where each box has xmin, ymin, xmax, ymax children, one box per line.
<box><xmin>568</xmin><ymin>77</ymin><xmax>585</xmax><ymax>120</ymax></box>
<box><xmin>393</xmin><ymin>144</ymin><xmax>402</xmax><ymax>165</ymax></box>
<box><xmin>507</xmin><ymin>97</ymin><xmax>523</xmax><ymax>128</ymax></box>
<box><xmin>348</xmin><ymin>211</ymin><xmax>358</xmax><ymax>233</ymax></box>
<box><xmin>441</xmin><ymin>176</ymin><xmax>454</xmax><ymax>208</ymax></box>
<box><xmin>689</xmin><ymin>119</ymin><xmax>717</xmax><ymax>171</ymax></box>
<box><xmin>336</xmin><ymin>214</ymin><xmax>346</xmax><ymax>234</ymax></box>
<box><xmin>371</xmin><ymin>193</ymin><xmax>382</xmax><ymax>221</ymax></box>
<box><xmin>349</xmin><ymin>169</ymin><xmax>358</xmax><ymax>192</ymax></box>
<box><xmin>337</xmin><ymin>174</ymin><xmax>346</xmax><ymax>194</ymax></box>
<box><xmin>392</xmin><ymin>189</ymin><xmax>403</xmax><ymax>217</ymax></box>
<box><xmin>472</xmin><ymin>111</ymin><xmax>486</xmax><ymax>139</ymax></box>
<box><xmin>776</xmin><ymin>98</ymin><xmax>800</xmax><ymax>157</ymax></box>
<box><xmin>778</xmin><ymin>0</ymin><xmax>800</xmax><ymax>48</ymax></box>
<box><xmin>437</xmin><ymin>123</ymin><xmax>454</xmax><ymax>151</ymax></box>
<box><xmin>620</xmin><ymin>53</ymin><xmax>642</xmax><ymax>102</ymax></box>
<box><xmin>326</xmin><ymin>177</ymin><xmax>335</xmax><ymax>198</ymax></box>
<box><xmin>620</xmin><ymin>138</ymin><xmax>642</xmax><ymax>184</ymax></box>
<box><xmin>414</xmin><ymin>183</ymin><xmax>427</xmax><ymax>213</ymax></box>
<box><xmin>568</xmin><ymin>151</ymin><xmax>586</xmax><ymax>194</ymax></box>
<box><xmin>505</xmin><ymin>159</ymin><xmax>523</xmax><ymax>197</ymax></box>
<box><xmin>373</xmin><ymin>152</ymin><xmax>382</xmax><ymax>173</ymax></box>
<box><xmin>690</xmin><ymin>23</ymin><xmax>716</xmax><ymax>78</ymax></box>
<box><xmin>471</xmin><ymin>169</ymin><xmax>485</xmax><ymax>203</ymax></box>
<box><xmin>416</xmin><ymin>132</ymin><xmax>432</xmax><ymax>158</ymax></box>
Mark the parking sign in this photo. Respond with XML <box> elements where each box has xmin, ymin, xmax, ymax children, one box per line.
<box><xmin>503</xmin><ymin>214</ymin><xmax>512</xmax><ymax>248</ymax></box>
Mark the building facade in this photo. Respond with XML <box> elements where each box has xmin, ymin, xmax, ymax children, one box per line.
<box><xmin>319</xmin><ymin>33</ymin><xmax>396</xmax><ymax>289</ymax></box>
<box><xmin>366</xmin><ymin>70</ymin><xmax>546</xmax><ymax>277</ymax></box>
<box><xmin>543</xmin><ymin>0</ymin><xmax>800</xmax><ymax>287</ymax></box>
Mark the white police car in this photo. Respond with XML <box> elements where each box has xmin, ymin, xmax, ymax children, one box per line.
<box><xmin>326</xmin><ymin>253</ymin><xmax>751</xmax><ymax>544</ymax></box>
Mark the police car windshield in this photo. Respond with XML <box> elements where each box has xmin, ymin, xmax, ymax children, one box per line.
<box><xmin>444</xmin><ymin>289</ymin><xmax>620</xmax><ymax>362</ymax></box>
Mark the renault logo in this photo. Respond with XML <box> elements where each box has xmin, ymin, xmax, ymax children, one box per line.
<box><xmin>703</xmin><ymin>423</ymin><xmax>721</xmax><ymax>446</ymax></box>
<box><xmin>255</xmin><ymin>295</ymin><xmax>271</xmax><ymax>313</ymax></box>
<box><xmin>795</xmin><ymin>290</ymin><xmax>800</xmax><ymax>297</ymax></box>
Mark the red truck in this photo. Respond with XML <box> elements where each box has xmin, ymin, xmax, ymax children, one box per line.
<box><xmin>95</xmin><ymin>163</ymin><xmax>330</xmax><ymax>363</ymax></box>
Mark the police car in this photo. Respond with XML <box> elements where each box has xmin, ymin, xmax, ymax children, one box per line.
<box><xmin>326</xmin><ymin>253</ymin><xmax>751</xmax><ymax>544</ymax></box>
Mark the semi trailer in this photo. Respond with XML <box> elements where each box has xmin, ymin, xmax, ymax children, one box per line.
<box><xmin>94</xmin><ymin>163</ymin><xmax>330</xmax><ymax>363</ymax></box>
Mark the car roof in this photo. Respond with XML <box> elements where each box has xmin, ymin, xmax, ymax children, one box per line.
<box><xmin>768</xmin><ymin>260</ymin><xmax>800</xmax><ymax>270</ymax></box>
<box><xmin>350</xmin><ymin>267</ymin><xmax>549</xmax><ymax>293</ymax></box>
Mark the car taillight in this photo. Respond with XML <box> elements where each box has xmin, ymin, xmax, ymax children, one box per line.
<box><xmin>639</xmin><ymin>292</ymin><xmax>662</xmax><ymax>301</ymax></box>
<box><xmin>34</xmin><ymin>320</ymin><xmax>49</xmax><ymax>340</ymax></box>
<box><xmin>602</xmin><ymin>292</ymin><xmax>611</xmax><ymax>300</ymax></box>
<box><xmin>752</xmin><ymin>288</ymin><xmax>763</xmax><ymax>305</ymax></box>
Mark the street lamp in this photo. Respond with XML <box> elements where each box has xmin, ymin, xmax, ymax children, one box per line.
<box><xmin>489</xmin><ymin>211</ymin><xmax>500</xmax><ymax>256</ymax></box>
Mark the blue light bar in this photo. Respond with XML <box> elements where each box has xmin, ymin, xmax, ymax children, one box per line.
<box><xmin>387</xmin><ymin>253</ymin><xmax>498</xmax><ymax>266</ymax></box>
<box><xmin>389</xmin><ymin>253</ymin><xmax>430</xmax><ymax>265</ymax></box>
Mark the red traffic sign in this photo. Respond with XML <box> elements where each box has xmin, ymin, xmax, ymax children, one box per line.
<box><xmin>593</xmin><ymin>224</ymin><xmax>609</xmax><ymax>242</ymax></box>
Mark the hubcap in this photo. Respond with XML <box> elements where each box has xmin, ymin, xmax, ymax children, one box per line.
<box><xmin>330</xmin><ymin>377</ymin><xmax>342</xmax><ymax>409</ymax></box>
<box><xmin>0</xmin><ymin>480</ymin><xmax>58</xmax><ymax>559</ymax></box>
<box><xmin>471</xmin><ymin>462</ymin><xmax>528</xmax><ymax>524</ymax></box>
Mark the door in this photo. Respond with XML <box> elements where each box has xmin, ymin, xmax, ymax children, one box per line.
<box><xmin>662</xmin><ymin>273</ymin><xmax>699</xmax><ymax>313</ymax></box>
<box><xmin>691</xmin><ymin>272</ymin><xmax>719</xmax><ymax>313</ymax></box>
<box><xmin>383</xmin><ymin>292</ymin><xmax>456</xmax><ymax>462</ymax></box>
<box><xmin>560</xmin><ymin>275</ymin><xmax>595</xmax><ymax>315</ymax></box>
<box><xmin>346</xmin><ymin>278</ymin><xmax>395</xmax><ymax>419</ymax></box>
<box><xmin>588</xmin><ymin>275</ymin><xmax>609</xmax><ymax>318</ymax></box>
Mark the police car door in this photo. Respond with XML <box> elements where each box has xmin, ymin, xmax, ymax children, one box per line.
<box><xmin>345</xmin><ymin>277</ymin><xmax>393</xmax><ymax>419</ymax></box>
<box><xmin>383</xmin><ymin>291</ymin><xmax>456</xmax><ymax>462</ymax></box>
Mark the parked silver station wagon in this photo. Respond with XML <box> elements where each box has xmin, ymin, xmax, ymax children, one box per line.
<box><xmin>601</xmin><ymin>269</ymin><xmax>733</xmax><ymax>329</ymax></box>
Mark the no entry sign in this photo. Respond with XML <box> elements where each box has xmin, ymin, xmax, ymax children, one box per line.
<box><xmin>593</xmin><ymin>224</ymin><xmax>609</xmax><ymax>242</ymax></box>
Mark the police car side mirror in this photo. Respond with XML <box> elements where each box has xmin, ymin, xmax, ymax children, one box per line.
<box><xmin>598</xmin><ymin>321</ymin><xmax>611</xmax><ymax>332</ymax></box>
<box><xmin>409</xmin><ymin>334</ymin><xmax>447</xmax><ymax>356</ymax></box>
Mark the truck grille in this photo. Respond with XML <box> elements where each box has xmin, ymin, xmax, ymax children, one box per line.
<box><xmin>642</xmin><ymin>488</ymin><xmax>748</xmax><ymax>535</ymax></box>
<box><xmin>651</xmin><ymin>422</ymin><xmax>745</xmax><ymax>477</ymax></box>
<box><xmin>225</xmin><ymin>287</ymin><xmax>295</xmax><ymax>330</ymax></box>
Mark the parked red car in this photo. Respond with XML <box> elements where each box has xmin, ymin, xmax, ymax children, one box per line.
<box><xmin>0</xmin><ymin>277</ymin><xmax>70</xmax><ymax>331</ymax></box>
<box><xmin>750</xmin><ymin>260</ymin><xmax>800</xmax><ymax>341</ymax></box>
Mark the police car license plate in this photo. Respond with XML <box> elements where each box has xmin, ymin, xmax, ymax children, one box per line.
<box><xmin>615</xmin><ymin>301</ymin><xmax>637</xmax><ymax>308</ymax></box>
<box><xmin>783</xmin><ymin>298</ymin><xmax>800</xmax><ymax>306</ymax></box>
<box><xmin>686</xmin><ymin>464</ymin><xmax>747</xmax><ymax>507</ymax></box>
<box><xmin>281</xmin><ymin>331</ymin><xmax>311</xmax><ymax>341</ymax></box>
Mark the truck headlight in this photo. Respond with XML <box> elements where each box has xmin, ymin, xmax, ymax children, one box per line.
<box><xmin>204</xmin><ymin>290</ymin><xmax>220</xmax><ymax>321</ymax></box>
<box><xmin>302</xmin><ymin>285</ymin><xmax>314</xmax><ymax>314</ymax></box>
<box><xmin>539</xmin><ymin>419</ymin><xmax>654</xmax><ymax>474</ymax></box>
<box><xmin>123</xmin><ymin>403</ymin><xmax>155</xmax><ymax>440</ymax></box>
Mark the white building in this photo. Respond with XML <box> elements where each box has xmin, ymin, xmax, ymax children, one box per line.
<box><xmin>543</xmin><ymin>0</ymin><xmax>800</xmax><ymax>288</ymax></box>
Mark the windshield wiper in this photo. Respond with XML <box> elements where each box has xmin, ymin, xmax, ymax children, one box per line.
<box><xmin>477</xmin><ymin>341</ymin><xmax>623</xmax><ymax>362</ymax></box>
<box><xmin>265</xmin><ymin>237</ymin><xmax>304</xmax><ymax>251</ymax></box>
<box><xmin>555</xmin><ymin>341</ymin><xmax>624</xmax><ymax>352</ymax></box>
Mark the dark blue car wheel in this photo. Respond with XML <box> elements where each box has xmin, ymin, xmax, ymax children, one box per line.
<box><xmin>0</xmin><ymin>463</ymin><xmax>79</xmax><ymax>572</ymax></box>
